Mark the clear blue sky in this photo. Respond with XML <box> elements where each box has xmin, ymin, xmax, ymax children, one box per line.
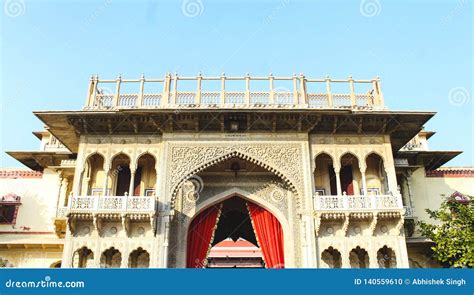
<box><xmin>1</xmin><ymin>0</ymin><xmax>472</xmax><ymax>167</ymax></box>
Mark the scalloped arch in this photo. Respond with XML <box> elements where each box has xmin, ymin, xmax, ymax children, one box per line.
<box><xmin>314</xmin><ymin>151</ymin><xmax>336</xmax><ymax>163</ymax></box>
<box><xmin>170</xmin><ymin>150</ymin><xmax>298</xmax><ymax>209</ymax></box>
<box><xmin>339</xmin><ymin>151</ymin><xmax>361</xmax><ymax>163</ymax></box>
<box><xmin>364</xmin><ymin>150</ymin><xmax>386</xmax><ymax>164</ymax></box>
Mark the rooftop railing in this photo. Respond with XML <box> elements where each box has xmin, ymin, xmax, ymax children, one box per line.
<box><xmin>84</xmin><ymin>74</ymin><xmax>385</xmax><ymax>110</ymax></box>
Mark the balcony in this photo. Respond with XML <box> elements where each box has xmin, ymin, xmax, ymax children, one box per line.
<box><xmin>314</xmin><ymin>194</ymin><xmax>403</xmax><ymax>212</ymax></box>
<box><xmin>69</xmin><ymin>195</ymin><xmax>156</xmax><ymax>214</ymax></box>
<box><xmin>84</xmin><ymin>74</ymin><xmax>385</xmax><ymax>111</ymax></box>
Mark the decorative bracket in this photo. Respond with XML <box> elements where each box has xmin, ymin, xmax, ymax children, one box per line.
<box><xmin>314</xmin><ymin>213</ymin><xmax>321</xmax><ymax>236</ymax></box>
<box><xmin>122</xmin><ymin>214</ymin><xmax>130</xmax><ymax>237</ymax></box>
<box><xmin>93</xmin><ymin>214</ymin><xmax>103</xmax><ymax>235</ymax></box>
<box><xmin>342</xmin><ymin>213</ymin><xmax>350</xmax><ymax>236</ymax></box>
<box><xmin>150</xmin><ymin>214</ymin><xmax>157</xmax><ymax>234</ymax></box>
<box><xmin>396</xmin><ymin>215</ymin><xmax>404</xmax><ymax>235</ymax></box>
<box><xmin>68</xmin><ymin>216</ymin><xmax>76</xmax><ymax>234</ymax></box>
<box><xmin>370</xmin><ymin>214</ymin><xmax>378</xmax><ymax>236</ymax></box>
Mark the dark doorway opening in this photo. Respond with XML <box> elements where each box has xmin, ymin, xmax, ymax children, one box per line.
<box><xmin>207</xmin><ymin>197</ymin><xmax>264</xmax><ymax>268</ymax></box>
<box><xmin>116</xmin><ymin>165</ymin><xmax>131</xmax><ymax>196</ymax></box>
<box><xmin>340</xmin><ymin>165</ymin><xmax>354</xmax><ymax>195</ymax></box>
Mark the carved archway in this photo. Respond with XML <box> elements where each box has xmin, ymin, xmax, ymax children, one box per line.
<box><xmin>166</xmin><ymin>143</ymin><xmax>305</xmax><ymax>210</ymax></box>
<box><xmin>185</xmin><ymin>192</ymin><xmax>288</xmax><ymax>268</ymax></box>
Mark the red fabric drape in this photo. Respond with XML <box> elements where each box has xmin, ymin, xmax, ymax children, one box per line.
<box><xmin>186</xmin><ymin>205</ymin><xmax>221</xmax><ymax>268</ymax></box>
<box><xmin>247</xmin><ymin>202</ymin><xmax>285</xmax><ymax>268</ymax></box>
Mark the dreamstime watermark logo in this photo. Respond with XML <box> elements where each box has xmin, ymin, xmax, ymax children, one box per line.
<box><xmin>359</xmin><ymin>0</ymin><xmax>381</xmax><ymax>18</ymax></box>
<box><xmin>448</xmin><ymin>86</ymin><xmax>471</xmax><ymax>106</ymax></box>
<box><xmin>3</xmin><ymin>0</ymin><xmax>26</xmax><ymax>17</ymax></box>
<box><xmin>181</xmin><ymin>0</ymin><xmax>203</xmax><ymax>18</ymax></box>
<box><xmin>184</xmin><ymin>175</ymin><xmax>204</xmax><ymax>201</ymax></box>
<box><xmin>4</xmin><ymin>275</ymin><xmax>85</xmax><ymax>289</ymax></box>
<box><xmin>263</xmin><ymin>0</ymin><xmax>290</xmax><ymax>25</ymax></box>
<box><xmin>82</xmin><ymin>0</ymin><xmax>112</xmax><ymax>31</ymax></box>
<box><xmin>273</xmin><ymin>86</ymin><xmax>293</xmax><ymax>105</ymax></box>
<box><xmin>441</xmin><ymin>0</ymin><xmax>467</xmax><ymax>25</ymax></box>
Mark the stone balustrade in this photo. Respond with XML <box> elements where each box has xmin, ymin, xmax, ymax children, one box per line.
<box><xmin>84</xmin><ymin>74</ymin><xmax>385</xmax><ymax>110</ymax></box>
<box><xmin>314</xmin><ymin>194</ymin><xmax>403</xmax><ymax>211</ymax></box>
<box><xmin>69</xmin><ymin>195</ymin><xmax>156</xmax><ymax>214</ymax></box>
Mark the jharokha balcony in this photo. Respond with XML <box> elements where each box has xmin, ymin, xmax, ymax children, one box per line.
<box><xmin>314</xmin><ymin>193</ymin><xmax>402</xmax><ymax>212</ymax></box>
<box><xmin>83</xmin><ymin>74</ymin><xmax>385</xmax><ymax>110</ymax></box>
<box><xmin>69</xmin><ymin>194</ymin><xmax>156</xmax><ymax>214</ymax></box>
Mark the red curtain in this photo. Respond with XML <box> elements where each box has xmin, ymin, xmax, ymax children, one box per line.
<box><xmin>247</xmin><ymin>202</ymin><xmax>285</xmax><ymax>268</ymax></box>
<box><xmin>186</xmin><ymin>205</ymin><xmax>221</xmax><ymax>268</ymax></box>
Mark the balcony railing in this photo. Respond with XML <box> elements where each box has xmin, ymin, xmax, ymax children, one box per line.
<box><xmin>69</xmin><ymin>195</ymin><xmax>156</xmax><ymax>214</ymax></box>
<box><xmin>314</xmin><ymin>194</ymin><xmax>402</xmax><ymax>211</ymax></box>
<box><xmin>84</xmin><ymin>74</ymin><xmax>385</xmax><ymax>110</ymax></box>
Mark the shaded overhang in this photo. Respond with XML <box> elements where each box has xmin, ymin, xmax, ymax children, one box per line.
<box><xmin>6</xmin><ymin>151</ymin><xmax>73</xmax><ymax>171</ymax></box>
<box><xmin>397</xmin><ymin>150</ymin><xmax>462</xmax><ymax>170</ymax></box>
<box><xmin>34</xmin><ymin>108</ymin><xmax>435</xmax><ymax>153</ymax></box>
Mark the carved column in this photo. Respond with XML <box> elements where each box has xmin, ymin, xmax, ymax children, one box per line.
<box><xmin>360</xmin><ymin>165</ymin><xmax>367</xmax><ymax>196</ymax></box>
<box><xmin>103</xmin><ymin>168</ymin><xmax>110</xmax><ymax>196</ymax></box>
<box><xmin>341</xmin><ymin>246</ymin><xmax>350</xmax><ymax>268</ymax></box>
<box><xmin>335</xmin><ymin>168</ymin><xmax>342</xmax><ymax>196</ymax></box>
<box><xmin>369</xmin><ymin>244</ymin><xmax>379</xmax><ymax>268</ymax></box>
<box><xmin>129</xmin><ymin>168</ymin><xmax>136</xmax><ymax>196</ymax></box>
<box><xmin>59</xmin><ymin>177</ymin><xmax>69</xmax><ymax>207</ymax></box>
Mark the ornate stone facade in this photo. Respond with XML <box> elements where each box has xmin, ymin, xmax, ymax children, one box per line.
<box><xmin>5</xmin><ymin>75</ymin><xmax>468</xmax><ymax>269</ymax></box>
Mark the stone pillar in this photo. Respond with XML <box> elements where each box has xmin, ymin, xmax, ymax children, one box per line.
<box><xmin>369</xmin><ymin>243</ymin><xmax>379</xmax><ymax>268</ymax></box>
<box><xmin>335</xmin><ymin>168</ymin><xmax>342</xmax><ymax>196</ymax></box>
<box><xmin>341</xmin><ymin>246</ymin><xmax>350</xmax><ymax>268</ymax></box>
<box><xmin>128</xmin><ymin>168</ymin><xmax>136</xmax><ymax>196</ymax></box>
<box><xmin>385</xmin><ymin>168</ymin><xmax>398</xmax><ymax>195</ymax></box>
<box><xmin>59</xmin><ymin>177</ymin><xmax>69</xmax><ymax>207</ymax></box>
<box><xmin>360</xmin><ymin>166</ymin><xmax>367</xmax><ymax>196</ymax></box>
<box><xmin>103</xmin><ymin>168</ymin><xmax>110</xmax><ymax>196</ymax></box>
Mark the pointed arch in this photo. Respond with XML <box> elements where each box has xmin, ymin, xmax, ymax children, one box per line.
<box><xmin>170</xmin><ymin>150</ymin><xmax>298</xmax><ymax>209</ymax></box>
<box><xmin>185</xmin><ymin>191</ymin><xmax>287</xmax><ymax>269</ymax></box>
<box><xmin>128</xmin><ymin>247</ymin><xmax>150</xmax><ymax>268</ymax></box>
<box><xmin>190</xmin><ymin>188</ymin><xmax>288</xmax><ymax>230</ymax></box>
<box><xmin>321</xmin><ymin>247</ymin><xmax>342</xmax><ymax>268</ymax></box>
<box><xmin>100</xmin><ymin>247</ymin><xmax>122</xmax><ymax>268</ymax></box>
<box><xmin>339</xmin><ymin>151</ymin><xmax>361</xmax><ymax>164</ymax></box>
<box><xmin>313</xmin><ymin>151</ymin><xmax>336</xmax><ymax>163</ymax></box>
<box><xmin>134</xmin><ymin>153</ymin><xmax>157</xmax><ymax>196</ymax></box>
<box><xmin>377</xmin><ymin>245</ymin><xmax>397</xmax><ymax>268</ymax></box>
<box><xmin>314</xmin><ymin>152</ymin><xmax>337</xmax><ymax>195</ymax></box>
<box><xmin>365</xmin><ymin>152</ymin><xmax>387</xmax><ymax>194</ymax></box>
<box><xmin>349</xmin><ymin>246</ymin><xmax>369</xmax><ymax>268</ymax></box>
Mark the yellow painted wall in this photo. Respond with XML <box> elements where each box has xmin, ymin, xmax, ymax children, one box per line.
<box><xmin>410</xmin><ymin>168</ymin><xmax>474</xmax><ymax>225</ymax></box>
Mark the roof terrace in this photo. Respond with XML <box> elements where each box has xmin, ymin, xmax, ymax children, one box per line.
<box><xmin>84</xmin><ymin>74</ymin><xmax>385</xmax><ymax>110</ymax></box>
